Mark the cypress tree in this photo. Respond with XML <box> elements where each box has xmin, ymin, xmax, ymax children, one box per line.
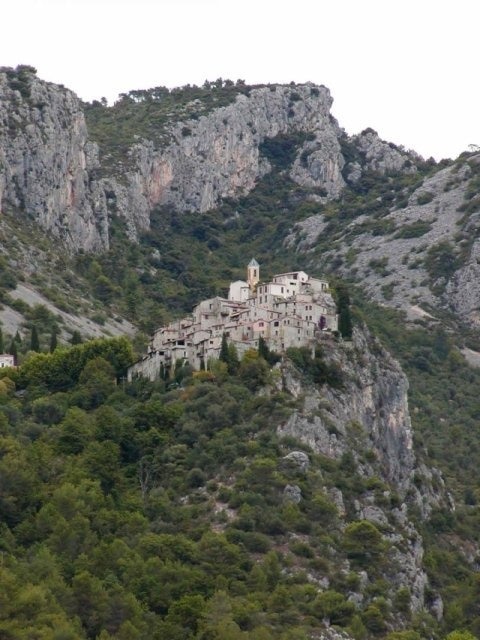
<box><xmin>49</xmin><ymin>327</ymin><xmax>58</xmax><ymax>353</ymax></box>
<box><xmin>219</xmin><ymin>333</ymin><xmax>239</xmax><ymax>374</ymax></box>
<box><xmin>14</xmin><ymin>330</ymin><xmax>22</xmax><ymax>344</ymax></box>
<box><xmin>219</xmin><ymin>333</ymin><xmax>229</xmax><ymax>364</ymax></box>
<box><xmin>258</xmin><ymin>336</ymin><xmax>269</xmax><ymax>361</ymax></box>
<box><xmin>0</xmin><ymin>327</ymin><xmax>3</xmax><ymax>353</ymax></box>
<box><xmin>226</xmin><ymin>343</ymin><xmax>239</xmax><ymax>375</ymax></box>
<box><xmin>8</xmin><ymin>339</ymin><xmax>17</xmax><ymax>361</ymax></box>
<box><xmin>70</xmin><ymin>330</ymin><xmax>82</xmax><ymax>345</ymax></box>
<box><xmin>30</xmin><ymin>325</ymin><xmax>40</xmax><ymax>352</ymax></box>
<box><xmin>335</xmin><ymin>284</ymin><xmax>353</xmax><ymax>339</ymax></box>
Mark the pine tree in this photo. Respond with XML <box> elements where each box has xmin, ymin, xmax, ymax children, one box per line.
<box><xmin>30</xmin><ymin>325</ymin><xmax>40</xmax><ymax>352</ymax></box>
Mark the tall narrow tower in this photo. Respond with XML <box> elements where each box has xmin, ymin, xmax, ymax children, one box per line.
<box><xmin>247</xmin><ymin>258</ymin><xmax>259</xmax><ymax>290</ymax></box>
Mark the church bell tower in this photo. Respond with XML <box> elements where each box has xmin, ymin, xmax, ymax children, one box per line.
<box><xmin>247</xmin><ymin>258</ymin><xmax>259</xmax><ymax>290</ymax></box>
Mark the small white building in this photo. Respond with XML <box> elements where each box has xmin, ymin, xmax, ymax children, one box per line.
<box><xmin>128</xmin><ymin>261</ymin><xmax>339</xmax><ymax>381</ymax></box>
<box><xmin>0</xmin><ymin>354</ymin><xmax>15</xmax><ymax>368</ymax></box>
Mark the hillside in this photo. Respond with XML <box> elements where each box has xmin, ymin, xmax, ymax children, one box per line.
<box><xmin>2</xmin><ymin>66</ymin><xmax>480</xmax><ymax>639</ymax></box>
<box><xmin>0</xmin><ymin>329</ymin><xmax>453</xmax><ymax>639</ymax></box>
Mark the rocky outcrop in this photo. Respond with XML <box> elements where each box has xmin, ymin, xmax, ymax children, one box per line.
<box><xmin>278</xmin><ymin>328</ymin><xmax>416</xmax><ymax>496</ymax></box>
<box><xmin>112</xmin><ymin>83</ymin><xmax>346</xmax><ymax>219</ymax></box>
<box><xmin>0</xmin><ymin>67</ymin><xmax>393</xmax><ymax>252</ymax></box>
<box><xmin>350</xmin><ymin>128</ymin><xmax>419</xmax><ymax>177</ymax></box>
<box><xmin>0</xmin><ymin>66</ymin><xmax>109</xmax><ymax>252</ymax></box>
<box><xmin>289</xmin><ymin>152</ymin><xmax>480</xmax><ymax>325</ymax></box>
<box><xmin>276</xmin><ymin>326</ymin><xmax>448</xmax><ymax>612</ymax></box>
<box><xmin>0</xmin><ymin>71</ymin><xmax>350</xmax><ymax>251</ymax></box>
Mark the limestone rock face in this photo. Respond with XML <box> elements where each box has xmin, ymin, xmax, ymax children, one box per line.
<box><xmin>350</xmin><ymin>128</ymin><xmax>419</xmax><ymax>176</ymax></box>
<box><xmin>288</xmin><ymin>151</ymin><xmax>480</xmax><ymax>325</ymax></box>
<box><xmin>119</xmin><ymin>83</ymin><xmax>345</xmax><ymax>217</ymax></box>
<box><xmin>279</xmin><ymin>327</ymin><xmax>415</xmax><ymax>494</ymax></box>
<box><xmin>0</xmin><ymin>66</ymin><xmax>109</xmax><ymax>252</ymax></box>
<box><xmin>0</xmin><ymin>70</ymin><xmax>351</xmax><ymax>251</ymax></box>
<box><xmin>445</xmin><ymin>237</ymin><xmax>480</xmax><ymax>323</ymax></box>
<box><xmin>277</xmin><ymin>326</ymin><xmax>448</xmax><ymax>609</ymax></box>
<box><xmin>282</xmin><ymin>450</ymin><xmax>310</xmax><ymax>474</ymax></box>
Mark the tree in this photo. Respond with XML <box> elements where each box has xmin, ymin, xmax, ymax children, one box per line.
<box><xmin>8</xmin><ymin>339</ymin><xmax>17</xmax><ymax>361</ymax></box>
<box><xmin>0</xmin><ymin>327</ymin><xmax>3</xmax><ymax>353</ymax></box>
<box><xmin>219</xmin><ymin>334</ymin><xmax>239</xmax><ymax>375</ymax></box>
<box><xmin>49</xmin><ymin>327</ymin><xmax>58</xmax><ymax>353</ymax></box>
<box><xmin>219</xmin><ymin>333</ymin><xmax>229</xmax><ymax>364</ymax></box>
<box><xmin>335</xmin><ymin>283</ymin><xmax>353</xmax><ymax>339</ymax></box>
<box><xmin>258</xmin><ymin>336</ymin><xmax>279</xmax><ymax>365</ymax></box>
<box><xmin>312</xmin><ymin>590</ymin><xmax>355</xmax><ymax>626</ymax></box>
<box><xmin>30</xmin><ymin>325</ymin><xmax>40</xmax><ymax>352</ymax></box>
<box><xmin>343</xmin><ymin>520</ymin><xmax>386</xmax><ymax>567</ymax></box>
<box><xmin>239</xmin><ymin>350</ymin><xmax>269</xmax><ymax>390</ymax></box>
<box><xmin>70</xmin><ymin>330</ymin><xmax>83</xmax><ymax>345</ymax></box>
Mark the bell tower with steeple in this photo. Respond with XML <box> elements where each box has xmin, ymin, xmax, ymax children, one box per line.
<box><xmin>247</xmin><ymin>258</ymin><xmax>259</xmax><ymax>290</ymax></box>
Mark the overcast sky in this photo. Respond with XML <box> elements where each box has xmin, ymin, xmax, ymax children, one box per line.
<box><xmin>1</xmin><ymin>0</ymin><xmax>478</xmax><ymax>160</ymax></box>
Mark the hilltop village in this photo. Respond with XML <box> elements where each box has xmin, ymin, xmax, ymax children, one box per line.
<box><xmin>128</xmin><ymin>261</ymin><xmax>338</xmax><ymax>380</ymax></box>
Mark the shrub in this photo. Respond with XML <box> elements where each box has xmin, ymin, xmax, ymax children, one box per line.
<box><xmin>424</xmin><ymin>241</ymin><xmax>460</xmax><ymax>282</ymax></box>
<box><xmin>343</xmin><ymin>520</ymin><xmax>386</xmax><ymax>567</ymax></box>
<box><xmin>394</xmin><ymin>220</ymin><xmax>432</xmax><ymax>239</ymax></box>
<box><xmin>289</xmin><ymin>541</ymin><xmax>314</xmax><ymax>558</ymax></box>
<box><xmin>416</xmin><ymin>192</ymin><xmax>434</xmax><ymax>205</ymax></box>
<box><xmin>312</xmin><ymin>590</ymin><xmax>356</xmax><ymax>626</ymax></box>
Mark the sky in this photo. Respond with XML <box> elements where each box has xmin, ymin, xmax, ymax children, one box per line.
<box><xmin>1</xmin><ymin>0</ymin><xmax>478</xmax><ymax>160</ymax></box>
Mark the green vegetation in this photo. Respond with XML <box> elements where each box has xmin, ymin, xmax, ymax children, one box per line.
<box><xmin>4</xmin><ymin>75</ymin><xmax>480</xmax><ymax>639</ymax></box>
<box><xmin>416</xmin><ymin>192</ymin><xmax>434</xmax><ymax>205</ymax></box>
<box><xmin>424</xmin><ymin>241</ymin><xmax>460</xmax><ymax>286</ymax></box>
<box><xmin>0</xmin><ymin>335</ymin><xmax>432</xmax><ymax>639</ymax></box>
<box><xmin>84</xmin><ymin>79</ymin><xmax>266</xmax><ymax>172</ymax></box>
<box><xmin>356</xmin><ymin>298</ymin><xmax>480</xmax><ymax>637</ymax></box>
<box><xmin>394</xmin><ymin>220</ymin><xmax>433</xmax><ymax>239</ymax></box>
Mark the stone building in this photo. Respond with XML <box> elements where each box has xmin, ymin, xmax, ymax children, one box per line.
<box><xmin>128</xmin><ymin>261</ymin><xmax>338</xmax><ymax>381</ymax></box>
<box><xmin>0</xmin><ymin>354</ymin><xmax>15</xmax><ymax>368</ymax></box>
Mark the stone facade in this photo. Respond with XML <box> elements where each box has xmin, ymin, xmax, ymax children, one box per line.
<box><xmin>0</xmin><ymin>354</ymin><xmax>15</xmax><ymax>368</ymax></box>
<box><xmin>128</xmin><ymin>262</ymin><xmax>338</xmax><ymax>381</ymax></box>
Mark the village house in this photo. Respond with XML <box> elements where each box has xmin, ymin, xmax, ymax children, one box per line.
<box><xmin>0</xmin><ymin>354</ymin><xmax>15</xmax><ymax>369</ymax></box>
<box><xmin>128</xmin><ymin>260</ymin><xmax>338</xmax><ymax>381</ymax></box>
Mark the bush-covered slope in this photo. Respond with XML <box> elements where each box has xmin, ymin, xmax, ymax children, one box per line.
<box><xmin>0</xmin><ymin>333</ymin><xmax>462</xmax><ymax>640</ymax></box>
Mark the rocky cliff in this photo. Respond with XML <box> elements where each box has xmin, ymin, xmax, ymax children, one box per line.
<box><xmin>4</xmin><ymin>66</ymin><xmax>480</xmax><ymax>328</ymax></box>
<box><xmin>0</xmin><ymin>66</ymin><xmax>420</xmax><ymax>254</ymax></box>
<box><xmin>0</xmin><ymin>66</ymin><xmax>109</xmax><ymax>251</ymax></box>
<box><xmin>275</xmin><ymin>327</ymin><xmax>448</xmax><ymax>616</ymax></box>
<box><xmin>288</xmin><ymin>148</ymin><xmax>480</xmax><ymax>325</ymax></box>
